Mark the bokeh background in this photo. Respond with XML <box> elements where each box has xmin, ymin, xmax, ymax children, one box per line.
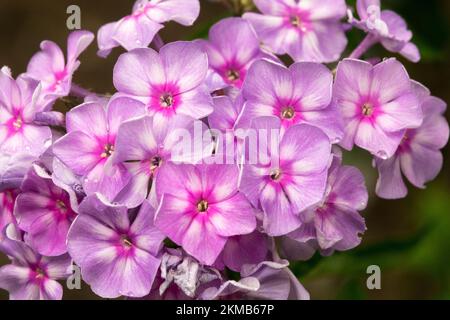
<box><xmin>0</xmin><ymin>0</ymin><xmax>449</xmax><ymax>300</ymax></box>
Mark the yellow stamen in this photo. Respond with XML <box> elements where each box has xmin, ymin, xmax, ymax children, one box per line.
<box><xmin>270</xmin><ymin>169</ymin><xmax>282</xmax><ymax>181</ymax></box>
<box><xmin>101</xmin><ymin>144</ymin><xmax>114</xmax><ymax>158</ymax></box>
<box><xmin>13</xmin><ymin>118</ymin><xmax>23</xmax><ymax>130</ymax></box>
<box><xmin>362</xmin><ymin>103</ymin><xmax>374</xmax><ymax>117</ymax></box>
<box><xmin>281</xmin><ymin>107</ymin><xmax>295</xmax><ymax>120</ymax></box>
<box><xmin>160</xmin><ymin>94</ymin><xmax>174</xmax><ymax>108</ymax></box>
<box><xmin>227</xmin><ymin>70</ymin><xmax>240</xmax><ymax>82</ymax></box>
<box><xmin>197</xmin><ymin>200</ymin><xmax>209</xmax><ymax>213</ymax></box>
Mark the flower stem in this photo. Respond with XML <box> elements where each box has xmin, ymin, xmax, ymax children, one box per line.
<box><xmin>348</xmin><ymin>34</ymin><xmax>378</xmax><ymax>60</ymax></box>
<box><xmin>70</xmin><ymin>84</ymin><xmax>92</xmax><ymax>98</ymax></box>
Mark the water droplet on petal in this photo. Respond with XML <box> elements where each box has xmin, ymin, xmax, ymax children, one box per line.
<box><xmin>376</xmin><ymin>150</ymin><xmax>388</xmax><ymax>160</ymax></box>
<box><xmin>331</xmin><ymin>137</ymin><xmax>341</xmax><ymax>144</ymax></box>
<box><xmin>44</xmin><ymin>139</ymin><xmax>52</xmax><ymax>148</ymax></box>
<box><xmin>73</xmin><ymin>184</ymin><xmax>83</xmax><ymax>193</ymax></box>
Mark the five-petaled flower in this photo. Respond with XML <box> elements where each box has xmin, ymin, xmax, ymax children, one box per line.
<box><xmin>155</xmin><ymin>162</ymin><xmax>257</xmax><ymax>265</ymax></box>
<box><xmin>334</xmin><ymin>58</ymin><xmax>423</xmax><ymax>159</ymax></box>
<box><xmin>243</xmin><ymin>0</ymin><xmax>348</xmax><ymax>63</ymax></box>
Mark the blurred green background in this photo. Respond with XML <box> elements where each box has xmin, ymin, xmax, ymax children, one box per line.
<box><xmin>0</xmin><ymin>0</ymin><xmax>449</xmax><ymax>300</ymax></box>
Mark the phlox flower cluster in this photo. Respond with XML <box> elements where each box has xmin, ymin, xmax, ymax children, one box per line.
<box><xmin>0</xmin><ymin>0</ymin><xmax>448</xmax><ymax>300</ymax></box>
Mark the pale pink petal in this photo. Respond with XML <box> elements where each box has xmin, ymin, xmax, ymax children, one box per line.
<box><xmin>400</xmin><ymin>144</ymin><xmax>444</xmax><ymax>189</ymax></box>
<box><xmin>66</xmin><ymin>102</ymin><xmax>107</xmax><ymax>137</ymax></box>
<box><xmin>97</xmin><ymin>22</ymin><xmax>119</xmax><ymax>58</ymax></box>
<box><xmin>66</xmin><ymin>30</ymin><xmax>95</xmax><ymax>67</ymax></box>
<box><xmin>243</xmin><ymin>59</ymin><xmax>293</xmax><ymax>106</ymax></box>
<box><xmin>147</xmin><ymin>0</ymin><xmax>200</xmax><ymax>25</ymax></box>
<box><xmin>355</xmin><ymin>121</ymin><xmax>405</xmax><ymax>158</ymax></box>
<box><xmin>290</xmin><ymin>62</ymin><xmax>333</xmax><ymax>111</ymax></box>
<box><xmin>208</xmin><ymin>193</ymin><xmax>256</xmax><ymax>237</ymax></box>
<box><xmin>280</xmin><ymin>124</ymin><xmax>331</xmax><ymax>175</ymax></box>
<box><xmin>53</xmin><ymin>131</ymin><xmax>101</xmax><ymax>176</ymax></box>
<box><xmin>290</xmin><ymin>21</ymin><xmax>347</xmax><ymax>63</ymax></box>
<box><xmin>113</xmin><ymin>163</ymin><xmax>150</xmax><ymax>209</ymax></box>
<box><xmin>334</xmin><ymin>59</ymin><xmax>372</xmax><ymax>104</ymax></box>
<box><xmin>27</xmin><ymin>41</ymin><xmax>65</xmax><ymax>81</ymax></box>
<box><xmin>260</xmin><ymin>183</ymin><xmax>302</xmax><ymax>236</ymax></box>
<box><xmin>106</xmin><ymin>96</ymin><xmax>146</xmax><ymax>137</ymax></box>
<box><xmin>113</xmin><ymin>16</ymin><xmax>163</xmax><ymax>52</ymax></box>
<box><xmin>160</xmin><ymin>41</ymin><xmax>208</xmax><ymax>93</ymax></box>
<box><xmin>114</xmin><ymin>48</ymin><xmax>165</xmax><ymax>96</ymax></box>
<box><xmin>375</xmin><ymin>156</ymin><xmax>408</xmax><ymax>199</ymax></box>
<box><xmin>83</xmin><ymin>160</ymin><xmax>130</xmax><ymax>201</ymax></box>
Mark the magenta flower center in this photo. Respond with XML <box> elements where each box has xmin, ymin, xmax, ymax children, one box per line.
<box><xmin>287</xmin><ymin>13</ymin><xmax>309</xmax><ymax>32</ymax></box>
<box><xmin>362</xmin><ymin>103</ymin><xmax>374</xmax><ymax>117</ymax></box>
<box><xmin>270</xmin><ymin>169</ymin><xmax>282</xmax><ymax>181</ymax></box>
<box><xmin>101</xmin><ymin>144</ymin><xmax>115</xmax><ymax>158</ymax></box>
<box><xmin>197</xmin><ymin>200</ymin><xmax>209</xmax><ymax>213</ymax></box>
<box><xmin>34</xmin><ymin>267</ymin><xmax>46</xmax><ymax>280</ymax></box>
<box><xmin>281</xmin><ymin>107</ymin><xmax>296</xmax><ymax>120</ymax></box>
<box><xmin>226</xmin><ymin>69</ymin><xmax>240</xmax><ymax>82</ymax></box>
<box><xmin>160</xmin><ymin>93</ymin><xmax>174</xmax><ymax>108</ymax></box>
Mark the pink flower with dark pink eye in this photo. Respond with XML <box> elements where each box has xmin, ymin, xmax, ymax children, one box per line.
<box><xmin>289</xmin><ymin>154</ymin><xmax>368</xmax><ymax>254</ymax></box>
<box><xmin>113</xmin><ymin>42</ymin><xmax>213</xmax><ymax>126</ymax></box>
<box><xmin>0</xmin><ymin>68</ymin><xmax>51</xmax><ymax>157</ymax></box>
<box><xmin>239</xmin><ymin>59</ymin><xmax>343</xmax><ymax>143</ymax></box>
<box><xmin>53</xmin><ymin>97</ymin><xmax>146</xmax><ymax>201</ymax></box>
<box><xmin>0</xmin><ymin>190</ymin><xmax>18</xmax><ymax>233</ymax></box>
<box><xmin>334</xmin><ymin>58</ymin><xmax>423</xmax><ymax>159</ymax></box>
<box><xmin>349</xmin><ymin>0</ymin><xmax>420</xmax><ymax>62</ymax></box>
<box><xmin>0</xmin><ymin>233</ymin><xmax>71</xmax><ymax>300</ymax></box>
<box><xmin>197</xmin><ymin>17</ymin><xmax>277</xmax><ymax>89</ymax></box>
<box><xmin>154</xmin><ymin>162</ymin><xmax>257</xmax><ymax>265</ymax></box>
<box><xmin>97</xmin><ymin>0</ymin><xmax>200</xmax><ymax>58</ymax></box>
<box><xmin>14</xmin><ymin>164</ymin><xmax>78</xmax><ymax>257</ymax></box>
<box><xmin>239</xmin><ymin>117</ymin><xmax>332</xmax><ymax>236</ymax></box>
<box><xmin>243</xmin><ymin>0</ymin><xmax>348</xmax><ymax>63</ymax></box>
<box><xmin>112</xmin><ymin>115</ymin><xmax>213</xmax><ymax>208</ymax></box>
<box><xmin>375</xmin><ymin>82</ymin><xmax>449</xmax><ymax>199</ymax></box>
<box><xmin>26</xmin><ymin>30</ymin><xmax>94</xmax><ymax>106</ymax></box>
<box><xmin>67</xmin><ymin>194</ymin><xmax>165</xmax><ymax>298</ymax></box>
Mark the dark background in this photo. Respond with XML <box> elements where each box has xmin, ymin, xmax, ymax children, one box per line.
<box><xmin>0</xmin><ymin>0</ymin><xmax>449</xmax><ymax>300</ymax></box>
